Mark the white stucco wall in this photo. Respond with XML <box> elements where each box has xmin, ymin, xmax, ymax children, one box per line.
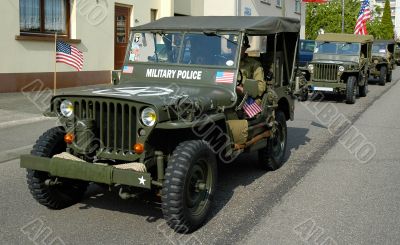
<box><xmin>0</xmin><ymin>0</ymin><xmax>173</xmax><ymax>74</ymax></box>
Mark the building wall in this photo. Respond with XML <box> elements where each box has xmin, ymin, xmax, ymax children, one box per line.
<box><xmin>0</xmin><ymin>0</ymin><xmax>173</xmax><ymax>92</ymax></box>
<box><xmin>200</xmin><ymin>0</ymin><xmax>305</xmax><ymax>38</ymax></box>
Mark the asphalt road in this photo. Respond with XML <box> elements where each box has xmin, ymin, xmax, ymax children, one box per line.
<box><xmin>0</xmin><ymin>72</ymin><xmax>399</xmax><ymax>245</ymax></box>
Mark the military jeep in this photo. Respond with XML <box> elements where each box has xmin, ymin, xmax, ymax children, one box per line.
<box><xmin>369</xmin><ymin>40</ymin><xmax>395</xmax><ymax>85</ymax></box>
<box><xmin>20</xmin><ymin>17</ymin><xmax>302</xmax><ymax>232</ymax></box>
<box><xmin>305</xmin><ymin>33</ymin><xmax>373</xmax><ymax>104</ymax></box>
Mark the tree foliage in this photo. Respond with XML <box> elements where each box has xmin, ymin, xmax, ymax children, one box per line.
<box><xmin>380</xmin><ymin>0</ymin><xmax>394</xmax><ymax>39</ymax></box>
<box><xmin>305</xmin><ymin>0</ymin><xmax>360</xmax><ymax>40</ymax></box>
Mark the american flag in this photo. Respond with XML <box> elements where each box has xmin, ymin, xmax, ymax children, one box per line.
<box><xmin>243</xmin><ymin>97</ymin><xmax>262</xmax><ymax>118</ymax></box>
<box><xmin>56</xmin><ymin>41</ymin><xmax>84</xmax><ymax>71</ymax></box>
<box><xmin>216</xmin><ymin>71</ymin><xmax>235</xmax><ymax>84</ymax></box>
<box><xmin>354</xmin><ymin>0</ymin><xmax>371</xmax><ymax>35</ymax></box>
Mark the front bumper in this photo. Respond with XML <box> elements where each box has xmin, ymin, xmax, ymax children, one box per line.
<box><xmin>307</xmin><ymin>81</ymin><xmax>346</xmax><ymax>92</ymax></box>
<box><xmin>20</xmin><ymin>154</ymin><xmax>152</xmax><ymax>189</ymax></box>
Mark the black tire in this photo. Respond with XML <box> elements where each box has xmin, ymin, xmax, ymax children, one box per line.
<box><xmin>162</xmin><ymin>140</ymin><xmax>217</xmax><ymax>233</ymax></box>
<box><xmin>387</xmin><ymin>70</ymin><xmax>392</xmax><ymax>83</ymax></box>
<box><xmin>359</xmin><ymin>80</ymin><xmax>368</xmax><ymax>97</ymax></box>
<box><xmin>258</xmin><ymin>110</ymin><xmax>287</xmax><ymax>170</ymax></box>
<box><xmin>27</xmin><ymin>127</ymin><xmax>87</xmax><ymax>209</ymax></box>
<box><xmin>346</xmin><ymin>76</ymin><xmax>357</xmax><ymax>104</ymax></box>
<box><xmin>379</xmin><ymin>66</ymin><xmax>387</xmax><ymax>86</ymax></box>
<box><xmin>298</xmin><ymin>90</ymin><xmax>309</xmax><ymax>102</ymax></box>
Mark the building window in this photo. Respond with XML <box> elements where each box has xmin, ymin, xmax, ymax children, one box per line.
<box><xmin>295</xmin><ymin>0</ymin><xmax>301</xmax><ymax>13</ymax></box>
<box><xmin>276</xmin><ymin>0</ymin><xmax>282</xmax><ymax>7</ymax></box>
<box><xmin>151</xmin><ymin>9</ymin><xmax>158</xmax><ymax>22</ymax></box>
<box><xmin>260</xmin><ymin>0</ymin><xmax>271</xmax><ymax>4</ymax></box>
<box><xmin>19</xmin><ymin>0</ymin><xmax>69</xmax><ymax>36</ymax></box>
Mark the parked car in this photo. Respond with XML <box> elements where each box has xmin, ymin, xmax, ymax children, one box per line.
<box><xmin>304</xmin><ymin>33</ymin><xmax>373</xmax><ymax>104</ymax></box>
<box><xmin>369</xmin><ymin>40</ymin><xmax>395</xmax><ymax>85</ymax></box>
<box><xmin>20</xmin><ymin>16</ymin><xmax>303</xmax><ymax>232</ymax></box>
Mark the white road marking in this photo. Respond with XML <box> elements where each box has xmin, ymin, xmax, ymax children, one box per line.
<box><xmin>0</xmin><ymin>144</ymin><xmax>34</xmax><ymax>163</ymax></box>
<box><xmin>0</xmin><ymin>116</ymin><xmax>53</xmax><ymax>129</ymax></box>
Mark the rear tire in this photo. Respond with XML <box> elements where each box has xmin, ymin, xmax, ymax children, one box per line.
<box><xmin>379</xmin><ymin>66</ymin><xmax>387</xmax><ymax>86</ymax></box>
<box><xmin>346</xmin><ymin>76</ymin><xmax>357</xmax><ymax>104</ymax></box>
<box><xmin>258</xmin><ymin>110</ymin><xmax>287</xmax><ymax>170</ymax></box>
<box><xmin>387</xmin><ymin>70</ymin><xmax>392</xmax><ymax>83</ymax></box>
<box><xmin>162</xmin><ymin>140</ymin><xmax>217</xmax><ymax>233</ymax></box>
<box><xmin>27</xmin><ymin>127</ymin><xmax>88</xmax><ymax>209</ymax></box>
<box><xmin>359</xmin><ymin>82</ymin><xmax>368</xmax><ymax>97</ymax></box>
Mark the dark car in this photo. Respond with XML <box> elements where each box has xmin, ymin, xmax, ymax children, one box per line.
<box><xmin>298</xmin><ymin>39</ymin><xmax>315</xmax><ymax>68</ymax></box>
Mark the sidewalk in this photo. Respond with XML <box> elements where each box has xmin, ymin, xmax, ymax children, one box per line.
<box><xmin>0</xmin><ymin>84</ymin><xmax>104</xmax><ymax>128</ymax></box>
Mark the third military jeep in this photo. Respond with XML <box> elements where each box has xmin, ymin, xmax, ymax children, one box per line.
<box><xmin>369</xmin><ymin>40</ymin><xmax>396</xmax><ymax>85</ymax></box>
<box><xmin>20</xmin><ymin>16</ymin><xmax>302</xmax><ymax>232</ymax></box>
<box><xmin>305</xmin><ymin>33</ymin><xmax>373</xmax><ymax>104</ymax></box>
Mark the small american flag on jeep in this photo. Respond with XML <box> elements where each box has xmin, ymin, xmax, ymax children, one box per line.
<box><xmin>243</xmin><ymin>97</ymin><xmax>262</xmax><ymax>118</ymax></box>
<box><xmin>215</xmin><ymin>71</ymin><xmax>235</xmax><ymax>84</ymax></box>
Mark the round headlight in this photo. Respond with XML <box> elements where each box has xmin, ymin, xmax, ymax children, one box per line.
<box><xmin>374</xmin><ymin>59</ymin><xmax>379</xmax><ymax>64</ymax></box>
<box><xmin>338</xmin><ymin>66</ymin><xmax>345</xmax><ymax>72</ymax></box>
<box><xmin>307</xmin><ymin>64</ymin><xmax>314</xmax><ymax>73</ymax></box>
<box><xmin>141</xmin><ymin>107</ymin><xmax>157</xmax><ymax>126</ymax></box>
<box><xmin>60</xmin><ymin>100</ymin><xmax>73</xmax><ymax>117</ymax></box>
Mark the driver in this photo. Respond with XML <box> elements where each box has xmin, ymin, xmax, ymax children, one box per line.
<box><xmin>236</xmin><ymin>36</ymin><xmax>266</xmax><ymax>104</ymax></box>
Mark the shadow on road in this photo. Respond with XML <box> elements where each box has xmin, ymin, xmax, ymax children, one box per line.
<box><xmin>75</xmin><ymin>126</ymin><xmax>311</xmax><ymax>228</ymax></box>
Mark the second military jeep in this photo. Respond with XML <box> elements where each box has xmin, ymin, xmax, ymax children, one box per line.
<box><xmin>20</xmin><ymin>16</ymin><xmax>302</xmax><ymax>232</ymax></box>
<box><xmin>369</xmin><ymin>40</ymin><xmax>396</xmax><ymax>85</ymax></box>
<box><xmin>305</xmin><ymin>33</ymin><xmax>373</xmax><ymax>104</ymax></box>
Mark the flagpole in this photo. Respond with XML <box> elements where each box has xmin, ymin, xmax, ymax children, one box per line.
<box><xmin>54</xmin><ymin>33</ymin><xmax>57</xmax><ymax>95</ymax></box>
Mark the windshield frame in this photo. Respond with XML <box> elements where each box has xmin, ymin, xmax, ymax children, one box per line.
<box><xmin>371</xmin><ymin>43</ymin><xmax>388</xmax><ymax>55</ymax></box>
<box><xmin>314</xmin><ymin>41</ymin><xmax>361</xmax><ymax>56</ymax></box>
<box><xmin>125</xmin><ymin>30</ymin><xmax>241</xmax><ymax>69</ymax></box>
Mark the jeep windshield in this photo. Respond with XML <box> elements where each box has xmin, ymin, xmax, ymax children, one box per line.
<box><xmin>372</xmin><ymin>43</ymin><xmax>387</xmax><ymax>55</ymax></box>
<box><xmin>314</xmin><ymin>42</ymin><xmax>360</xmax><ymax>55</ymax></box>
<box><xmin>127</xmin><ymin>32</ymin><xmax>239</xmax><ymax>67</ymax></box>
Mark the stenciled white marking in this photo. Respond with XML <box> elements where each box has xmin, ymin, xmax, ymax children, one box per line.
<box><xmin>91</xmin><ymin>87</ymin><xmax>174</xmax><ymax>97</ymax></box>
<box><xmin>138</xmin><ymin>176</ymin><xmax>146</xmax><ymax>185</ymax></box>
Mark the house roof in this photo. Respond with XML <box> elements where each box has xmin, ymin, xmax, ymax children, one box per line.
<box><xmin>133</xmin><ymin>16</ymin><xmax>300</xmax><ymax>34</ymax></box>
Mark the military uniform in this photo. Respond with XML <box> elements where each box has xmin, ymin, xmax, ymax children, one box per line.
<box><xmin>239</xmin><ymin>55</ymin><xmax>266</xmax><ymax>98</ymax></box>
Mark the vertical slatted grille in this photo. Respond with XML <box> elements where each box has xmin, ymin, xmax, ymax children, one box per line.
<box><xmin>314</xmin><ymin>64</ymin><xmax>338</xmax><ymax>81</ymax></box>
<box><xmin>70</xmin><ymin>99</ymin><xmax>136</xmax><ymax>154</ymax></box>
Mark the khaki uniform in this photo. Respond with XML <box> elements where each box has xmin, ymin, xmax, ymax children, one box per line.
<box><xmin>239</xmin><ymin>56</ymin><xmax>266</xmax><ymax>97</ymax></box>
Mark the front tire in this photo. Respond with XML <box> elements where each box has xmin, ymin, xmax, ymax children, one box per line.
<box><xmin>27</xmin><ymin>127</ymin><xmax>87</xmax><ymax>209</ymax></box>
<box><xmin>258</xmin><ymin>110</ymin><xmax>287</xmax><ymax>170</ymax></box>
<box><xmin>346</xmin><ymin>76</ymin><xmax>357</xmax><ymax>104</ymax></box>
<box><xmin>379</xmin><ymin>66</ymin><xmax>387</xmax><ymax>86</ymax></box>
<box><xmin>162</xmin><ymin>140</ymin><xmax>217</xmax><ymax>233</ymax></box>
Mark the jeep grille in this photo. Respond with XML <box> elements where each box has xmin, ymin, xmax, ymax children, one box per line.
<box><xmin>55</xmin><ymin>98</ymin><xmax>137</xmax><ymax>155</ymax></box>
<box><xmin>314</xmin><ymin>64</ymin><xmax>338</xmax><ymax>81</ymax></box>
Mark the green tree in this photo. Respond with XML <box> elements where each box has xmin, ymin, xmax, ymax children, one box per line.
<box><xmin>381</xmin><ymin>0</ymin><xmax>394</xmax><ymax>39</ymax></box>
<box><xmin>305</xmin><ymin>0</ymin><xmax>360</xmax><ymax>39</ymax></box>
<box><xmin>367</xmin><ymin>5</ymin><xmax>384</xmax><ymax>39</ymax></box>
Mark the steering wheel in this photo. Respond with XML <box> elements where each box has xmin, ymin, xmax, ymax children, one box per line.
<box><xmin>237</xmin><ymin>70</ymin><xmax>243</xmax><ymax>86</ymax></box>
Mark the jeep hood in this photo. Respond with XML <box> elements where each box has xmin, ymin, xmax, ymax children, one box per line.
<box><xmin>54</xmin><ymin>82</ymin><xmax>236</xmax><ymax>110</ymax></box>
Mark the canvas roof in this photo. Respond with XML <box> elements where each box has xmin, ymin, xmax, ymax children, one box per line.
<box><xmin>133</xmin><ymin>16</ymin><xmax>300</xmax><ymax>34</ymax></box>
<box><xmin>373</xmin><ymin>39</ymin><xmax>395</xmax><ymax>44</ymax></box>
<box><xmin>316</xmin><ymin>33</ymin><xmax>374</xmax><ymax>43</ymax></box>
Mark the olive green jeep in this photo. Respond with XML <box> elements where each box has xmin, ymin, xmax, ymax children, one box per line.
<box><xmin>304</xmin><ymin>33</ymin><xmax>373</xmax><ymax>104</ymax></box>
<box><xmin>369</xmin><ymin>40</ymin><xmax>396</xmax><ymax>86</ymax></box>
<box><xmin>20</xmin><ymin>16</ymin><xmax>303</xmax><ymax>232</ymax></box>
